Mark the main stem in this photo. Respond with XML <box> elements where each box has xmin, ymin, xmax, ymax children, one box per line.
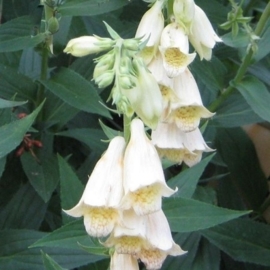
<box><xmin>208</xmin><ymin>1</ymin><xmax>270</xmax><ymax>112</ymax></box>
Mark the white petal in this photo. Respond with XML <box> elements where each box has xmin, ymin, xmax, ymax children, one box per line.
<box><xmin>110</xmin><ymin>253</ymin><xmax>139</xmax><ymax>270</ymax></box>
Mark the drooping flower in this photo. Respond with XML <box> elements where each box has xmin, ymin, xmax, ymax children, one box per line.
<box><xmin>135</xmin><ymin>0</ymin><xmax>165</xmax><ymax>64</ymax></box>
<box><xmin>64</xmin><ymin>36</ymin><xmax>114</xmax><ymax>57</ymax></box>
<box><xmin>63</xmin><ymin>136</ymin><xmax>125</xmax><ymax>237</ymax></box>
<box><xmin>123</xmin><ymin>58</ymin><xmax>163</xmax><ymax>129</ymax></box>
<box><xmin>120</xmin><ymin>119</ymin><xmax>177</xmax><ymax>215</ymax></box>
<box><xmin>188</xmin><ymin>5</ymin><xmax>222</xmax><ymax>60</ymax></box>
<box><xmin>166</xmin><ymin>68</ymin><xmax>214</xmax><ymax>132</ymax></box>
<box><xmin>110</xmin><ymin>252</ymin><xmax>139</xmax><ymax>270</ymax></box>
<box><xmin>159</xmin><ymin>22</ymin><xmax>196</xmax><ymax>78</ymax></box>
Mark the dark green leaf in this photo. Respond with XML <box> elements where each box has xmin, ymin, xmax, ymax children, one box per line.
<box><xmin>221</xmin><ymin>30</ymin><xmax>250</xmax><ymax>48</ymax></box>
<box><xmin>234</xmin><ymin>76</ymin><xmax>270</xmax><ymax>122</ymax></box>
<box><xmin>0</xmin><ymin>16</ymin><xmax>46</xmax><ymax>52</ymax></box>
<box><xmin>41</xmin><ymin>251</ymin><xmax>67</xmax><ymax>270</ymax></box>
<box><xmin>254</xmin><ymin>22</ymin><xmax>270</xmax><ymax>62</ymax></box>
<box><xmin>56</xmin><ymin>128</ymin><xmax>107</xmax><ymax>153</ymax></box>
<box><xmin>0</xmin><ymin>98</ymin><xmax>27</xmax><ymax>109</ymax></box>
<box><xmin>0</xmin><ymin>63</ymin><xmax>37</xmax><ymax>102</ymax></box>
<box><xmin>0</xmin><ymin>229</ymin><xmax>105</xmax><ymax>269</ymax></box>
<box><xmin>212</xmin><ymin>91</ymin><xmax>263</xmax><ymax>127</ymax></box>
<box><xmin>0</xmin><ymin>101</ymin><xmax>44</xmax><ymax>159</ymax></box>
<box><xmin>215</xmin><ymin>128</ymin><xmax>268</xmax><ymax>210</ymax></box>
<box><xmin>191</xmin><ymin>56</ymin><xmax>227</xmax><ymax>94</ymax></box>
<box><xmin>168</xmin><ymin>154</ymin><xmax>215</xmax><ymax>198</ymax></box>
<box><xmin>21</xmin><ymin>154</ymin><xmax>59</xmax><ymax>203</ymax></box>
<box><xmin>163</xmin><ymin>197</ymin><xmax>250</xmax><ymax>233</ymax></box>
<box><xmin>58</xmin><ymin>154</ymin><xmax>84</xmax><ymax>224</ymax></box>
<box><xmin>58</xmin><ymin>0</ymin><xmax>129</xmax><ymax>16</ymax></box>
<box><xmin>0</xmin><ymin>182</ymin><xmax>47</xmax><ymax>230</ymax></box>
<box><xmin>99</xmin><ymin>119</ymin><xmax>122</xmax><ymax>140</ymax></box>
<box><xmin>0</xmin><ymin>157</ymin><xmax>6</xmax><ymax>178</ymax></box>
<box><xmin>40</xmin><ymin>68</ymin><xmax>110</xmax><ymax>118</ymax></box>
<box><xmin>202</xmin><ymin>218</ymin><xmax>270</xmax><ymax>266</ymax></box>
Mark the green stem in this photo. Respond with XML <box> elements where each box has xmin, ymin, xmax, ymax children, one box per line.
<box><xmin>123</xmin><ymin>114</ymin><xmax>131</xmax><ymax>143</ymax></box>
<box><xmin>208</xmin><ymin>1</ymin><xmax>270</xmax><ymax>112</ymax></box>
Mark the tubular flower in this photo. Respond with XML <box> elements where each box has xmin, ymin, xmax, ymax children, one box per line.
<box><xmin>63</xmin><ymin>36</ymin><xmax>114</xmax><ymax>57</ymax></box>
<box><xmin>124</xmin><ymin>58</ymin><xmax>163</xmax><ymax>129</ymax></box>
<box><xmin>188</xmin><ymin>5</ymin><xmax>222</xmax><ymax>60</ymax></box>
<box><xmin>120</xmin><ymin>119</ymin><xmax>177</xmax><ymax>215</ymax></box>
<box><xmin>166</xmin><ymin>68</ymin><xmax>215</xmax><ymax>132</ymax></box>
<box><xmin>63</xmin><ymin>136</ymin><xmax>125</xmax><ymax>237</ymax></box>
<box><xmin>159</xmin><ymin>22</ymin><xmax>196</xmax><ymax>78</ymax></box>
<box><xmin>135</xmin><ymin>0</ymin><xmax>165</xmax><ymax>64</ymax></box>
<box><xmin>110</xmin><ymin>252</ymin><xmax>139</xmax><ymax>270</ymax></box>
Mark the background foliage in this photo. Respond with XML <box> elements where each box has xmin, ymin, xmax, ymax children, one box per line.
<box><xmin>0</xmin><ymin>0</ymin><xmax>270</xmax><ymax>269</ymax></box>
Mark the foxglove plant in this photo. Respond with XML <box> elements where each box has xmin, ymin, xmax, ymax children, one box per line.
<box><xmin>63</xmin><ymin>0</ymin><xmax>221</xmax><ymax>268</ymax></box>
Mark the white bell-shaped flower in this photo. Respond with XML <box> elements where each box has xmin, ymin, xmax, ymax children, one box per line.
<box><xmin>166</xmin><ymin>68</ymin><xmax>215</xmax><ymax>132</ymax></box>
<box><xmin>135</xmin><ymin>0</ymin><xmax>165</xmax><ymax>64</ymax></box>
<box><xmin>120</xmin><ymin>119</ymin><xmax>177</xmax><ymax>215</ymax></box>
<box><xmin>63</xmin><ymin>136</ymin><xmax>125</xmax><ymax>237</ymax></box>
<box><xmin>64</xmin><ymin>36</ymin><xmax>113</xmax><ymax>57</ymax></box>
<box><xmin>159</xmin><ymin>22</ymin><xmax>196</xmax><ymax>78</ymax></box>
<box><xmin>188</xmin><ymin>5</ymin><xmax>222</xmax><ymax>60</ymax></box>
<box><xmin>124</xmin><ymin>58</ymin><xmax>163</xmax><ymax>129</ymax></box>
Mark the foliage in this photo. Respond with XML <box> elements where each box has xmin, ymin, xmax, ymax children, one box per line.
<box><xmin>0</xmin><ymin>0</ymin><xmax>269</xmax><ymax>269</ymax></box>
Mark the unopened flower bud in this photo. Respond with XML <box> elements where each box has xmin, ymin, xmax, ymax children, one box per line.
<box><xmin>123</xmin><ymin>39</ymin><xmax>140</xmax><ymax>51</ymax></box>
<box><xmin>119</xmin><ymin>75</ymin><xmax>136</xmax><ymax>90</ymax></box>
<box><xmin>64</xmin><ymin>36</ymin><xmax>114</xmax><ymax>57</ymax></box>
<box><xmin>93</xmin><ymin>52</ymin><xmax>115</xmax><ymax>79</ymax></box>
<box><xmin>94</xmin><ymin>70</ymin><xmax>115</xmax><ymax>88</ymax></box>
<box><xmin>47</xmin><ymin>16</ymin><xmax>59</xmax><ymax>34</ymax></box>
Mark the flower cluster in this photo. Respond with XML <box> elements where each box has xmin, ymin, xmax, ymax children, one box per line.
<box><xmin>65</xmin><ymin>119</ymin><xmax>185</xmax><ymax>269</ymax></box>
<box><xmin>135</xmin><ymin>0</ymin><xmax>220</xmax><ymax>166</ymax></box>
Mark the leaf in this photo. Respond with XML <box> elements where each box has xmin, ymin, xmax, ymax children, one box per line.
<box><xmin>78</xmin><ymin>242</ymin><xmax>109</xmax><ymax>256</ymax></box>
<box><xmin>21</xmin><ymin>154</ymin><xmax>59</xmax><ymax>203</ymax></box>
<box><xmin>215</xmin><ymin>128</ymin><xmax>268</xmax><ymax>210</ymax></box>
<box><xmin>0</xmin><ymin>64</ymin><xmax>37</xmax><ymax>102</ymax></box>
<box><xmin>0</xmin><ymin>157</ymin><xmax>6</xmax><ymax>178</ymax></box>
<box><xmin>221</xmin><ymin>29</ymin><xmax>250</xmax><ymax>48</ymax></box>
<box><xmin>0</xmin><ymin>182</ymin><xmax>47</xmax><ymax>230</ymax></box>
<box><xmin>212</xmin><ymin>91</ymin><xmax>263</xmax><ymax>127</ymax></box>
<box><xmin>202</xmin><ymin>218</ymin><xmax>270</xmax><ymax>266</ymax></box>
<box><xmin>0</xmin><ymin>98</ymin><xmax>27</xmax><ymax>109</ymax></box>
<box><xmin>191</xmin><ymin>56</ymin><xmax>227</xmax><ymax>94</ymax></box>
<box><xmin>234</xmin><ymin>76</ymin><xmax>270</xmax><ymax>122</ymax></box>
<box><xmin>58</xmin><ymin>154</ymin><xmax>84</xmax><ymax>224</ymax></box>
<box><xmin>0</xmin><ymin>16</ymin><xmax>46</xmax><ymax>52</ymax></box>
<box><xmin>168</xmin><ymin>154</ymin><xmax>215</xmax><ymax>198</ymax></box>
<box><xmin>99</xmin><ymin>119</ymin><xmax>122</xmax><ymax>140</ymax></box>
<box><xmin>40</xmin><ymin>68</ymin><xmax>110</xmax><ymax>118</ymax></box>
<box><xmin>58</xmin><ymin>0</ymin><xmax>129</xmax><ymax>16</ymax></box>
<box><xmin>41</xmin><ymin>252</ymin><xmax>67</xmax><ymax>270</ymax></box>
<box><xmin>56</xmin><ymin>128</ymin><xmax>107</xmax><ymax>153</ymax></box>
<box><xmin>0</xmin><ymin>101</ymin><xmax>44</xmax><ymax>159</ymax></box>
<box><xmin>0</xmin><ymin>229</ymin><xmax>105</xmax><ymax>269</ymax></box>
<box><xmin>254</xmin><ymin>22</ymin><xmax>270</xmax><ymax>62</ymax></box>
<box><xmin>163</xmin><ymin>197</ymin><xmax>250</xmax><ymax>233</ymax></box>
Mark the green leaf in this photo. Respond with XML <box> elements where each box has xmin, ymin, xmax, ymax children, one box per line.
<box><xmin>0</xmin><ymin>16</ymin><xmax>46</xmax><ymax>52</ymax></box>
<box><xmin>212</xmin><ymin>91</ymin><xmax>263</xmax><ymax>127</ymax></box>
<box><xmin>163</xmin><ymin>197</ymin><xmax>250</xmax><ymax>233</ymax></box>
<box><xmin>234</xmin><ymin>76</ymin><xmax>270</xmax><ymax>122</ymax></box>
<box><xmin>221</xmin><ymin>29</ymin><xmax>250</xmax><ymax>48</ymax></box>
<box><xmin>58</xmin><ymin>154</ymin><xmax>84</xmax><ymax>224</ymax></box>
<box><xmin>0</xmin><ymin>101</ymin><xmax>44</xmax><ymax>159</ymax></box>
<box><xmin>56</xmin><ymin>128</ymin><xmax>107</xmax><ymax>153</ymax></box>
<box><xmin>40</xmin><ymin>68</ymin><xmax>110</xmax><ymax>118</ymax></box>
<box><xmin>254</xmin><ymin>22</ymin><xmax>270</xmax><ymax>62</ymax></box>
<box><xmin>99</xmin><ymin>119</ymin><xmax>122</xmax><ymax>140</ymax></box>
<box><xmin>58</xmin><ymin>0</ymin><xmax>129</xmax><ymax>16</ymax></box>
<box><xmin>168</xmin><ymin>154</ymin><xmax>215</xmax><ymax>198</ymax></box>
<box><xmin>0</xmin><ymin>229</ymin><xmax>105</xmax><ymax>269</ymax></box>
<box><xmin>0</xmin><ymin>98</ymin><xmax>27</xmax><ymax>108</ymax></box>
<box><xmin>191</xmin><ymin>56</ymin><xmax>227</xmax><ymax>94</ymax></box>
<box><xmin>0</xmin><ymin>182</ymin><xmax>47</xmax><ymax>230</ymax></box>
<box><xmin>0</xmin><ymin>63</ymin><xmax>37</xmax><ymax>102</ymax></box>
<box><xmin>202</xmin><ymin>219</ymin><xmax>270</xmax><ymax>266</ymax></box>
<box><xmin>21</xmin><ymin>154</ymin><xmax>59</xmax><ymax>203</ymax></box>
<box><xmin>78</xmin><ymin>242</ymin><xmax>109</xmax><ymax>256</ymax></box>
<box><xmin>0</xmin><ymin>157</ymin><xmax>6</xmax><ymax>178</ymax></box>
<box><xmin>216</xmin><ymin>128</ymin><xmax>268</xmax><ymax>210</ymax></box>
<box><xmin>41</xmin><ymin>251</ymin><xmax>67</xmax><ymax>270</ymax></box>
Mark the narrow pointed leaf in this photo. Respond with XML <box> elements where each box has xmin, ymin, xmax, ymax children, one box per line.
<box><xmin>0</xmin><ymin>101</ymin><xmax>44</xmax><ymax>159</ymax></box>
<box><xmin>163</xmin><ymin>197</ymin><xmax>250</xmax><ymax>233</ymax></box>
<box><xmin>40</xmin><ymin>68</ymin><xmax>110</xmax><ymax>118</ymax></box>
<box><xmin>0</xmin><ymin>98</ymin><xmax>27</xmax><ymax>108</ymax></box>
<box><xmin>41</xmin><ymin>252</ymin><xmax>67</xmax><ymax>270</ymax></box>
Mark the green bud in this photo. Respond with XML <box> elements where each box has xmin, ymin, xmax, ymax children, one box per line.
<box><xmin>47</xmin><ymin>16</ymin><xmax>59</xmax><ymax>34</ymax></box>
<box><xmin>118</xmin><ymin>75</ymin><xmax>136</xmax><ymax>89</ymax></box>
<box><xmin>94</xmin><ymin>70</ymin><xmax>115</xmax><ymax>88</ymax></box>
<box><xmin>123</xmin><ymin>39</ymin><xmax>140</xmax><ymax>51</ymax></box>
